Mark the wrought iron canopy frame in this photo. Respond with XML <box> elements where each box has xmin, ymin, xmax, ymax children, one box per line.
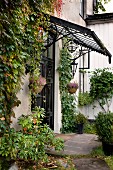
<box><xmin>46</xmin><ymin>15</ymin><xmax>112</xmax><ymax>63</ymax></box>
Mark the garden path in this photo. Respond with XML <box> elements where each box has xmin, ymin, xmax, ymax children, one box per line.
<box><xmin>54</xmin><ymin>133</ymin><xmax>110</xmax><ymax>170</ymax></box>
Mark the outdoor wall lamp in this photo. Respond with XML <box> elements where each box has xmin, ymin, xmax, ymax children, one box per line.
<box><xmin>71</xmin><ymin>60</ymin><xmax>78</xmax><ymax>77</ymax></box>
<box><xmin>67</xmin><ymin>41</ymin><xmax>81</xmax><ymax>77</ymax></box>
<box><xmin>67</xmin><ymin>41</ymin><xmax>79</xmax><ymax>53</ymax></box>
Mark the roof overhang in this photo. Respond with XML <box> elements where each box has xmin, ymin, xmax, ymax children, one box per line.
<box><xmin>46</xmin><ymin>15</ymin><xmax>112</xmax><ymax>63</ymax></box>
<box><xmin>85</xmin><ymin>13</ymin><xmax>113</xmax><ymax>25</ymax></box>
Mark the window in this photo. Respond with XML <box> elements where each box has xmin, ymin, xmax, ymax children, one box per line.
<box><xmin>93</xmin><ymin>0</ymin><xmax>98</xmax><ymax>13</ymax></box>
<box><xmin>80</xmin><ymin>0</ymin><xmax>84</xmax><ymax>18</ymax></box>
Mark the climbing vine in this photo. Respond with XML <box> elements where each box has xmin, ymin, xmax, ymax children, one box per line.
<box><xmin>94</xmin><ymin>0</ymin><xmax>111</xmax><ymax>13</ymax></box>
<box><xmin>54</xmin><ymin>0</ymin><xmax>63</xmax><ymax>16</ymax></box>
<box><xmin>0</xmin><ymin>0</ymin><xmax>57</xmax><ymax>136</ymax></box>
<box><xmin>58</xmin><ymin>47</ymin><xmax>77</xmax><ymax>133</ymax></box>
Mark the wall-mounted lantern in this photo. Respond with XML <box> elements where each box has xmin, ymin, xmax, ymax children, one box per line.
<box><xmin>67</xmin><ymin>41</ymin><xmax>81</xmax><ymax>77</ymax></box>
<box><xmin>67</xmin><ymin>41</ymin><xmax>78</xmax><ymax>53</ymax></box>
<box><xmin>71</xmin><ymin>61</ymin><xmax>78</xmax><ymax>77</ymax></box>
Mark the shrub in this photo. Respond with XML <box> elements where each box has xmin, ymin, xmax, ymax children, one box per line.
<box><xmin>0</xmin><ymin>107</ymin><xmax>64</xmax><ymax>162</ymax></box>
<box><xmin>74</xmin><ymin>112</ymin><xmax>87</xmax><ymax>124</ymax></box>
<box><xmin>95</xmin><ymin>112</ymin><xmax>113</xmax><ymax>143</ymax></box>
<box><xmin>84</xmin><ymin>122</ymin><xmax>96</xmax><ymax>134</ymax></box>
<box><xmin>90</xmin><ymin>68</ymin><xmax>113</xmax><ymax>112</ymax></box>
<box><xmin>78</xmin><ymin>92</ymin><xmax>93</xmax><ymax>106</ymax></box>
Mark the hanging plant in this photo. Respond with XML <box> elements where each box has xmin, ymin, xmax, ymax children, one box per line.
<box><xmin>30</xmin><ymin>75</ymin><xmax>46</xmax><ymax>94</ymax></box>
<box><xmin>67</xmin><ymin>81</ymin><xmax>78</xmax><ymax>94</ymax></box>
<box><xmin>29</xmin><ymin>69</ymin><xmax>46</xmax><ymax>95</ymax></box>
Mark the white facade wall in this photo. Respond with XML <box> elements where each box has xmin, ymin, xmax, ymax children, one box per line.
<box><xmin>79</xmin><ymin>22</ymin><xmax>113</xmax><ymax>119</ymax></box>
<box><xmin>86</xmin><ymin>0</ymin><xmax>93</xmax><ymax>15</ymax></box>
<box><xmin>11</xmin><ymin>74</ymin><xmax>31</xmax><ymax>130</ymax></box>
<box><xmin>61</xmin><ymin>0</ymin><xmax>86</xmax><ymax>26</ymax></box>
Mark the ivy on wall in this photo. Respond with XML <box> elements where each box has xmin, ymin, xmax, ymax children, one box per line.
<box><xmin>58</xmin><ymin>48</ymin><xmax>77</xmax><ymax>133</ymax></box>
<box><xmin>54</xmin><ymin>0</ymin><xmax>63</xmax><ymax>16</ymax></box>
<box><xmin>0</xmin><ymin>0</ymin><xmax>57</xmax><ymax>136</ymax></box>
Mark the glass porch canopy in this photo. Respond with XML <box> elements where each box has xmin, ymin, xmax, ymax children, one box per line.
<box><xmin>48</xmin><ymin>15</ymin><xmax>112</xmax><ymax>63</ymax></box>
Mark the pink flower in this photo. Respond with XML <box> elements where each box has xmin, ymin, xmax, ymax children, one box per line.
<box><xmin>67</xmin><ymin>82</ymin><xmax>78</xmax><ymax>89</ymax></box>
<box><xmin>36</xmin><ymin>76</ymin><xmax>46</xmax><ymax>86</ymax></box>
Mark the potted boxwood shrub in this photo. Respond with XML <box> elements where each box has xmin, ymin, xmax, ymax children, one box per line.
<box><xmin>75</xmin><ymin>112</ymin><xmax>87</xmax><ymax>134</ymax></box>
<box><xmin>95</xmin><ymin>112</ymin><xmax>113</xmax><ymax>156</ymax></box>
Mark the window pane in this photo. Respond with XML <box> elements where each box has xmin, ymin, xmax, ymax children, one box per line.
<box><xmin>80</xmin><ymin>0</ymin><xmax>84</xmax><ymax>17</ymax></box>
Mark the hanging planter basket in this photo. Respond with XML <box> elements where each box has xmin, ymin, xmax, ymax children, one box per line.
<box><xmin>29</xmin><ymin>75</ymin><xmax>46</xmax><ymax>94</ymax></box>
<box><xmin>68</xmin><ymin>87</ymin><xmax>77</xmax><ymax>94</ymax></box>
<box><xmin>32</xmin><ymin>85</ymin><xmax>45</xmax><ymax>94</ymax></box>
<box><xmin>67</xmin><ymin>81</ymin><xmax>78</xmax><ymax>94</ymax></box>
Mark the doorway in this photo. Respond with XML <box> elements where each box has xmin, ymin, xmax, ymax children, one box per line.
<box><xmin>35</xmin><ymin>44</ymin><xmax>55</xmax><ymax>130</ymax></box>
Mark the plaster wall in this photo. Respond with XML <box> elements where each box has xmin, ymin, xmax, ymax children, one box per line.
<box><xmin>55</xmin><ymin>0</ymin><xmax>94</xmax><ymax>25</ymax></box>
<box><xmin>11</xmin><ymin>74</ymin><xmax>31</xmax><ymax>130</ymax></box>
<box><xmin>59</xmin><ymin>0</ymin><xmax>86</xmax><ymax>26</ymax></box>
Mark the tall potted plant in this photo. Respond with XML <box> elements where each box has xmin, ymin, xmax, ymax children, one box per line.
<box><xmin>74</xmin><ymin>112</ymin><xmax>87</xmax><ymax>134</ymax></box>
<box><xmin>90</xmin><ymin>68</ymin><xmax>113</xmax><ymax>155</ymax></box>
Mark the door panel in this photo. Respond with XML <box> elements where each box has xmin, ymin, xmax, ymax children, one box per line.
<box><xmin>36</xmin><ymin>45</ymin><xmax>55</xmax><ymax>129</ymax></box>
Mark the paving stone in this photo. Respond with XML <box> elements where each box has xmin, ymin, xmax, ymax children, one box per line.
<box><xmin>73</xmin><ymin>158</ymin><xmax>110</xmax><ymax>170</ymax></box>
<box><xmin>59</xmin><ymin>134</ymin><xmax>101</xmax><ymax>155</ymax></box>
<box><xmin>49</xmin><ymin>134</ymin><xmax>109</xmax><ymax>170</ymax></box>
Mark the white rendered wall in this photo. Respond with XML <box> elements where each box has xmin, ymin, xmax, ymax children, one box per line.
<box><xmin>54</xmin><ymin>0</ymin><xmax>86</xmax><ymax>26</ymax></box>
<box><xmin>11</xmin><ymin>74</ymin><xmax>30</xmax><ymax>130</ymax></box>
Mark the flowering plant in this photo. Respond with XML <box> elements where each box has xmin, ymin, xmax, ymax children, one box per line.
<box><xmin>29</xmin><ymin>69</ymin><xmax>46</xmax><ymax>94</ymax></box>
<box><xmin>36</xmin><ymin>75</ymin><xmax>46</xmax><ymax>86</ymax></box>
<box><xmin>67</xmin><ymin>81</ymin><xmax>78</xmax><ymax>94</ymax></box>
<box><xmin>67</xmin><ymin>82</ymin><xmax>78</xmax><ymax>89</ymax></box>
